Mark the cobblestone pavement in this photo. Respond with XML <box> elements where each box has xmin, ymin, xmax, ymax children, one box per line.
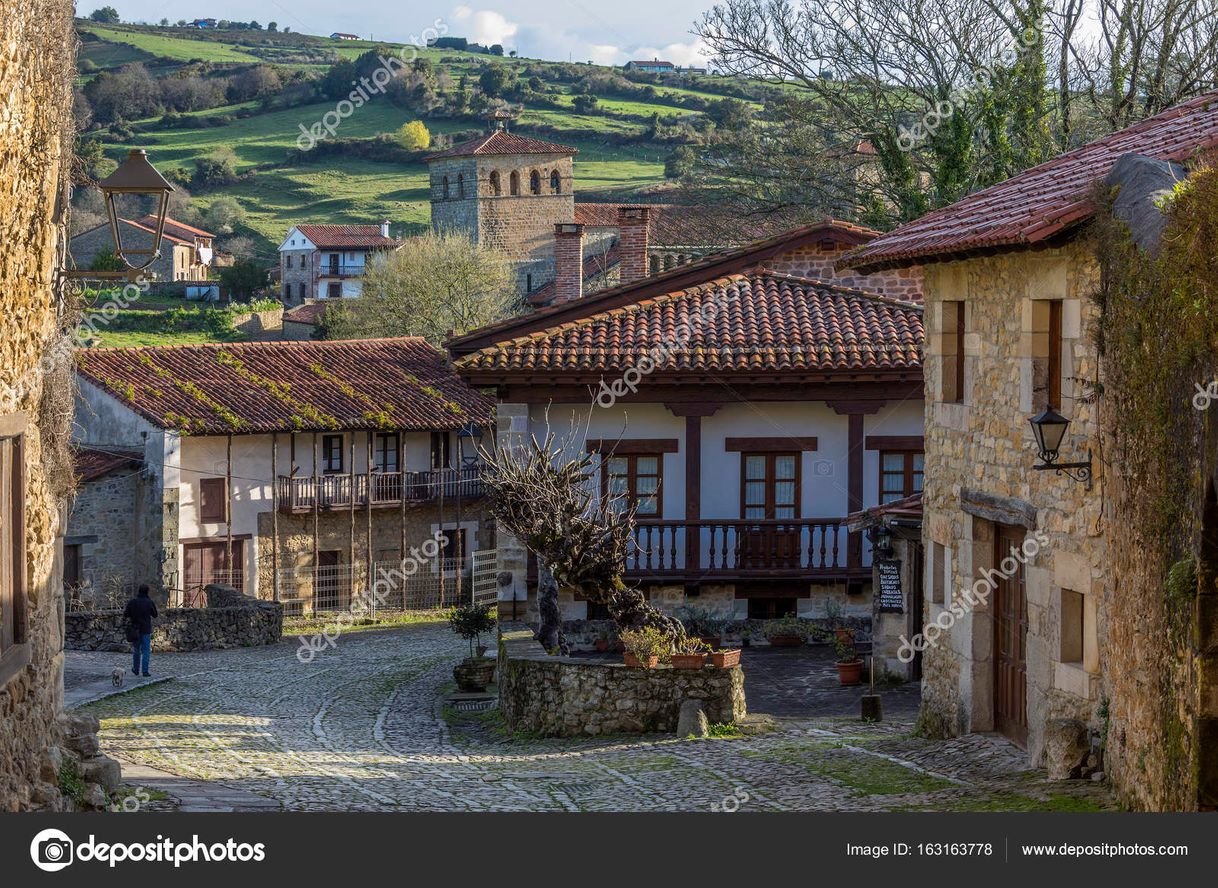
<box><xmin>71</xmin><ymin>624</ymin><xmax>1116</xmax><ymax>812</ymax></box>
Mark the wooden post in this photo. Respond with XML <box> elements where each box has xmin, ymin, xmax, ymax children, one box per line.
<box><xmin>437</xmin><ymin>444</ymin><xmax>446</xmax><ymax>608</ymax></box>
<box><xmin>226</xmin><ymin>434</ymin><xmax>234</xmax><ymax>590</ymax></box>
<box><xmin>312</xmin><ymin>432</ymin><xmax>319</xmax><ymax>613</ymax></box>
<box><xmin>399</xmin><ymin>430</ymin><xmax>407</xmax><ymax>607</ymax></box>
<box><xmin>348</xmin><ymin>432</ymin><xmax>356</xmax><ymax>612</ymax></box>
<box><xmin>456</xmin><ymin>434</ymin><xmax>464</xmax><ymax>605</ymax></box>
<box><xmin>272</xmin><ymin>432</ymin><xmax>280</xmax><ymax>602</ymax></box>
<box><xmin>366</xmin><ymin>430</ymin><xmax>374</xmax><ymax>616</ymax></box>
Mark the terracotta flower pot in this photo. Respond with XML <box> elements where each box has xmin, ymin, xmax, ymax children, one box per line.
<box><xmin>836</xmin><ymin>659</ymin><xmax>864</xmax><ymax>686</ymax></box>
<box><xmin>594</xmin><ymin>639</ymin><xmax>609</xmax><ymax>652</ymax></box>
<box><xmin>767</xmin><ymin>634</ymin><xmax>804</xmax><ymax>647</ymax></box>
<box><xmin>623</xmin><ymin>652</ymin><xmax>659</xmax><ymax>668</ymax></box>
<box><xmin>834</xmin><ymin>628</ymin><xmax>855</xmax><ymax>645</ymax></box>
<box><xmin>710</xmin><ymin>648</ymin><xmax>741</xmax><ymax>668</ymax></box>
<box><xmin>671</xmin><ymin>653</ymin><xmax>708</xmax><ymax>670</ymax></box>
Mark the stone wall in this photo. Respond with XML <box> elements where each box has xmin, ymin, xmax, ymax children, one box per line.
<box><xmin>917</xmin><ymin>244</ymin><xmax>1105</xmax><ymax>766</ymax></box>
<box><xmin>65</xmin><ymin>593</ymin><xmax>283</xmax><ymax>652</ymax></box>
<box><xmin>230</xmin><ymin>306</ymin><xmax>284</xmax><ymax>340</ymax></box>
<box><xmin>280</xmin><ymin>248</ymin><xmax>315</xmax><ymax>304</ymax></box>
<box><xmin>66</xmin><ymin>465</ymin><xmax>148</xmax><ymax>598</ymax></box>
<box><xmin>498</xmin><ymin>623</ymin><xmax>746</xmax><ymax>736</ymax></box>
<box><xmin>769</xmin><ymin>244</ymin><xmax>923</xmax><ymax>301</ymax></box>
<box><xmin>0</xmin><ymin>0</ymin><xmax>83</xmax><ymax>810</ymax></box>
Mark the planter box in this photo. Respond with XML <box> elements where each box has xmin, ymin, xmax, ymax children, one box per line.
<box><xmin>767</xmin><ymin>634</ymin><xmax>804</xmax><ymax>647</ymax></box>
<box><xmin>671</xmin><ymin>653</ymin><xmax>708</xmax><ymax>670</ymax></box>
<box><xmin>623</xmin><ymin>652</ymin><xmax>659</xmax><ymax>668</ymax></box>
<box><xmin>710</xmin><ymin>648</ymin><xmax>741</xmax><ymax>668</ymax></box>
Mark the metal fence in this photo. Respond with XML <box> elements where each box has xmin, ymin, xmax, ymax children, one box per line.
<box><xmin>276</xmin><ymin>549</ymin><xmax>498</xmax><ymax>616</ymax></box>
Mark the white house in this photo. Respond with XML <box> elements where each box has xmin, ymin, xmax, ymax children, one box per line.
<box><xmin>277</xmin><ymin>222</ymin><xmax>400</xmax><ymax>305</ymax></box>
<box><xmin>72</xmin><ymin>338</ymin><xmax>494</xmax><ymax>613</ymax></box>
<box><xmin>449</xmin><ymin>220</ymin><xmax>925</xmax><ymax>624</ymax></box>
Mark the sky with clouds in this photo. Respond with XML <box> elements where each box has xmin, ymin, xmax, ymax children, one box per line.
<box><xmin>100</xmin><ymin>1</ymin><xmax>715</xmax><ymax>66</ymax></box>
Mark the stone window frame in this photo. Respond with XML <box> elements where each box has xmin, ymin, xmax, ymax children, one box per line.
<box><xmin>550</xmin><ymin>170</ymin><xmax>561</xmax><ymax>194</ymax></box>
<box><xmin>442</xmin><ymin>175</ymin><xmax>450</xmax><ymax>199</ymax></box>
<box><xmin>941</xmin><ymin>300</ymin><xmax>967</xmax><ymax>404</ymax></box>
<box><xmin>529</xmin><ymin>169</ymin><xmax>541</xmax><ymax>195</ymax></box>
<box><xmin>457</xmin><ymin>173</ymin><xmax>465</xmax><ymax>199</ymax></box>
<box><xmin>509</xmin><ymin>170</ymin><xmax>520</xmax><ymax>196</ymax></box>
<box><xmin>0</xmin><ymin>412</ymin><xmax>29</xmax><ymax>689</ymax></box>
<box><xmin>489</xmin><ymin>170</ymin><xmax>501</xmax><ymax>196</ymax></box>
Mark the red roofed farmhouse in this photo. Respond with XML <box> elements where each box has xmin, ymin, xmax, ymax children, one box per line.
<box><xmin>842</xmin><ymin>88</ymin><xmax>1218</xmax><ymax>807</ymax></box>
<box><xmin>278</xmin><ymin>221</ymin><xmax>401</xmax><ymax>305</ymax></box>
<box><xmin>450</xmin><ymin>224</ymin><xmax>926</xmax><ymax>630</ymax></box>
<box><xmin>72</xmin><ymin>339</ymin><xmax>495</xmax><ymax>615</ymax></box>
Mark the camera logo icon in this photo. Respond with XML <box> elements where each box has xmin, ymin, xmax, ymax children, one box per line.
<box><xmin>812</xmin><ymin>460</ymin><xmax>833</xmax><ymax>477</ymax></box>
<box><xmin>30</xmin><ymin>828</ymin><xmax>74</xmax><ymax>872</ymax></box>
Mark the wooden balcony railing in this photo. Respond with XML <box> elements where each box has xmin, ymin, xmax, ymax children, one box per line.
<box><xmin>276</xmin><ymin>465</ymin><xmax>484</xmax><ymax>513</ymax></box>
<box><xmin>624</xmin><ymin>518</ymin><xmax>866</xmax><ymax>581</ymax></box>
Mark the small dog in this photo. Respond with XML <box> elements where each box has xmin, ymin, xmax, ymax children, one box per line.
<box><xmin>111</xmin><ymin>667</ymin><xmax>125</xmax><ymax>688</ymax></box>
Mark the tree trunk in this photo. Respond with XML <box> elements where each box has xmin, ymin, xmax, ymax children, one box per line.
<box><xmin>536</xmin><ymin>560</ymin><xmax>562</xmax><ymax>652</ymax></box>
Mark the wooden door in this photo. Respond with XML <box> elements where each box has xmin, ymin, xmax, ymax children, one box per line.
<box><xmin>739</xmin><ymin>453</ymin><xmax>800</xmax><ymax>569</ymax></box>
<box><xmin>183</xmin><ymin>540</ymin><xmax>243</xmax><ymax>605</ymax></box>
<box><xmin>993</xmin><ymin>525</ymin><xmax>1028</xmax><ymax>747</ymax></box>
<box><xmin>315</xmin><ymin>550</ymin><xmax>343</xmax><ymax>612</ymax></box>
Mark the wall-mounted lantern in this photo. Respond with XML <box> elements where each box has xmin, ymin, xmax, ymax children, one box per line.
<box><xmin>96</xmin><ymin>149</ymin><xmax>173</xmax><ymax>272</ymax></box>
<box><xmin>457</xmin><ymin>422</ymin><xmax>485</xmax><ymax>466</ymax></box>
<box><xmin>1029</xmin><ymin>407</ymin><xmax>1092</xmax><ymax>487</ymax></box>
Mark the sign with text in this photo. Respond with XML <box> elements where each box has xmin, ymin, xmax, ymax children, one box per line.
<box><xmin>877</xmin><ymin>559</ymin><xmax>903</xmax><ymax>613</ymax></box>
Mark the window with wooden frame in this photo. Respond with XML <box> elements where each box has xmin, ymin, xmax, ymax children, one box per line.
<box><xmin>602</xmin><ymin>454</ymin><xmax>661</xmax><ymax>516</ymax></box>
<box><xmin>374</xmin><ymin>432</ymin><xmax>400</xmax><ymax>473</ymax></box>
<box><xmin>326</xmin><ymin>282</ymin><xmax>341</xmax><ymax>299</ymax></box>
<box><xmin>439</xmin><ymin>528</ymin><xmax>467</xmax><ymax>573</ymax></box>
<box><xmin>741</xmin><ymin>453</ymin><xmax>799</xmax><ymax>519</ymax></box>
<box><xmin>321</xmin><ymin>435</ymin><xmax>344</xmax><ymax>474</ymax></box>
<box><xmin>198</xmin><ymin>477</ymin><xmax>228</xmax><ymax>523</ymax></box>
<box><xmin>942</xmin><ymin>300</ymin><xmax>966</xmax><ymax>403</ymax></box>
<box><xmin>0</xmin><ymin>419</ymin><xmax>29</xmax><ymax>686</ymax></box>
<box><xmin>1032</xmin><ymin>299</ymin><xmax>1063</xmax><ymax>410</ymax></box>
<box><xmin>880</xmin><ymin>451</ymin><xmax>924</xmax><ymax>504</ymax></box>
<box><xmin>430</xmin><ymin>431</ymin><xmax>451</xmax><ymax>469</ymax></box>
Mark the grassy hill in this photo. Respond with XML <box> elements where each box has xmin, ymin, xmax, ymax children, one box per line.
<box><xmin>75</xmin><ymin>22</ymin><xmax>753</xmax><ymax>254</ymax></box>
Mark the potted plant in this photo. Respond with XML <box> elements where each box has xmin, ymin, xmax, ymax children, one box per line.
<box><xmin>593</xmin><ymin>626</ymin><xmax>612</xmax><ymax>652</ymax></box>
<box><xmin>763</xmin><ymin>615</ymin><xmax>806</xmax><ymax>647</ymax></box>
<box><xmin>448</xmin><ymin>603</ymin><xmax>497</xmax><ymax>692</ymax></box>
<box><xmin>824</xmin><ymin>599</ymin><xmax>853</xmax><ymax>643</ymax></box>
<box><xmin>710</xmin><ymin>646</ymin><xmax>742</xmax><ymax>668</ymax></box>
<box><xmin>671</xmin><ymin>636</ymin><xmax>711</xmax><ymax>669</ymax></box>
<box><xmin>620</xmin><ymin>626</ymin><xmax>670</xmax><ymax>668</ymax></box>
<box><xmin>739</xmin><ymin>627</ymin><xmax>752</xmax><ymax>647</ymax></box>
<box><xmin>835</xmin><ymin>637</ymin><xmax>863</xmax><ymax>686</ymax></box>
<box><xmin>677</xmin><ymin>606</ymin><xmax>725</xmax><ymax>649</ymax></box>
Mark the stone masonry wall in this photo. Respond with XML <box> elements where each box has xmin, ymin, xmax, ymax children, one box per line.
<box><xmin>771</xmin><ymin>244</ymin><xmax>923</xmax><ymax>301</ymax></box>
<box><xmin>66</xmin><ymin>467</ymin><xmax>145</xmax><ymax>598</ymax></box>
<box><xmin>0</xmin><ymin>0</ymin><xmax>79</xmax><ymax>811</ymax></box>
<box><xmin>918</xmin><ymin>243</ymin><xmax>1105</xmax><ymax>767</ymax></box>
<box><xmin>498</xmin><ymin>623</ymin><xmax>746</xmax><ymax>736</ymax></box>
<box><xmin>65</xmin><ymin>600</ymin><xmax>283</xmax><ymax>652</ymax></box>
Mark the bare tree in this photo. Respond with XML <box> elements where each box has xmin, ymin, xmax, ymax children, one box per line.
<box><xmin>479</xmin><ymin>433</ymin><xmax>686</xmax><ymax>652</ymax></box>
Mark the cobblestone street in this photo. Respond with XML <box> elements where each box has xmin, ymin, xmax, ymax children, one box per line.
<box><xmin>70</xmin><ymin>623</ymin><xmax>1115</xmax><ymax>812</ymax></box>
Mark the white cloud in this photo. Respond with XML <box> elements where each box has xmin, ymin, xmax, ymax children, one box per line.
<box><xmin>629</xmin><ymin>40</ymin><xmax>711</xmax><ymax>67</ymax></box>
<box><xmin>450</xmin><ymin>5</ymin><xmax>517</xmax><ymax>46</ymax></box>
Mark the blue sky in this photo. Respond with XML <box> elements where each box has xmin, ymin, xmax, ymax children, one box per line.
<box><xmin>94</xmin><ymin>1</ymin><xmax>715</xmax><ymax>65</ymax></box>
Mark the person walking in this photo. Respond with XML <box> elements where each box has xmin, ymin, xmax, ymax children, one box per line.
<box><xmin>123</xmin><ymin>585</ymin><xmax>158</xmax><ymax>677</ymax></box>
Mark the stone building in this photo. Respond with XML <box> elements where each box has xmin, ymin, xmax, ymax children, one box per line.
<box><xmin>72</xmin><ymin>338</ymin><xmax>495</xmax><ymax>613</ymax></box>
<box><xmin>70</xmin><ymin>215</ymin><xmax>215</xmax><ymax>281</ymax></box>
<box><xmin>277</xmin><ymin>222</ymin><xmax>400</xmax><ymax>305</ymax></box>
<box><xmin>845</xmin><ymin>90</ymin><xmax>1218</xmax><ymax>803</ymax></box>
<box><xmin>450</xmin><ymin>221</ymin><xmax>924</xmax><ymax>625</ymax></box>
<box><xmin>0</xmin><ymin>0</ymin><xmax>115</xmax><ymax>811</ymax></box>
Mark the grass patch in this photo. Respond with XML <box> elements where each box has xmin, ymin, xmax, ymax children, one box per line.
<box><xmin>58</xmin><ymin>758</ymin><xmax>88</xmax><ymax>806</ymax></box>
<box><xmin>280</xmin><ymin>610</ymin><xmax>447</xmax><ymax>636</ymax></box>
<box><xmin>705</xmin><ymin>722</ymin><xmax>743</xmax><ymax>739</ymax></box>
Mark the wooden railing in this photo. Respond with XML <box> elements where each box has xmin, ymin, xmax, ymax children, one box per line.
<box><xmin>624</xmin><ymin>518</ymin><xmax>865</xmax><ymax>580</ymax></box>
<box><xmin>276</xmin><ymin>465</ymin><xmax>484</xmax><ymax>513</ymax></box>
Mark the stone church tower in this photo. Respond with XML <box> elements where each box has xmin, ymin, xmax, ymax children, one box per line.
<box><xmin>425</xmin><ymin>123</ymin><xmax>576</xmax><ymax>295</ymax></box>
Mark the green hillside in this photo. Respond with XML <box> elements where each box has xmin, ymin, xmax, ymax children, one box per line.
<box><xmin>75</xmin><ymin>22</ymin><xmax>759</xmax><ymax>255</ymax></box>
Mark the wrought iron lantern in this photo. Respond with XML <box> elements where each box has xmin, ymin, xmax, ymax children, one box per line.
<box><xmin>1029</xmin><ymin>407</ymin><xmax>1092</xmax><ymax>486</ymax></box>
<box><xmin>457</xmin><ymin>422</ymin><xmax>485</xmax><ymax>465</ymax></box>
<box><xmin>96</xmin><ymin>149</ymin><xmax>173</xmax><ymax>272</ymax></box>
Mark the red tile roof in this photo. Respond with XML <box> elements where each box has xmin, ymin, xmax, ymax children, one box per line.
<box><xmin>73</xmin><ymin>446</ymin><xmax>143</xmax><ymax>483</ymax></box>
<box><xmin>449</xmin><ymin>219</ymin><xmax>887</xmax><ymax>356</ymax></box>
<box><xmin>424</xmin><ymin>129</ymin><xmax>578</xmax><ymax>160</ymax></box>
<box><xmin>846</xmin><ymin>491</ymin><xmax>923</xmax><ymax>530</ymax></box>
<box><xmin>526</xmin><ymin>245</ymin><xmax>621</xmax><ymax>306</ymax></box>
<box><xmin>456</xmin><ymin>271</ymin><xmax>922</xmax><ymax>379</ymax></box>
<box><xmin>294</xmin><ymin>224</ymin><xmax>399</xmax><ymax>249</ymax></box>
<box><xmin>282</xmin><ymin>303</ymin><xmax>328</xmax><ymax>326</ymax></box>
<box><xmin>848</xmin><ymin>90</ymin><xmax>1218</xmax><ymax>271</ymax></box>
<box><xmin>138</xmin><ymin>215</ymin><xmax>214</xmax><ymax>241</ymax></box>
<box><xmin>76</xmin><ymin>338</ymin><xmax>494</xmax><ymax>435</ymax></box>
<box><xmin>573</xmin><ymin>203</ymin><xmax>846</xmax><ymax>248</ymax></box>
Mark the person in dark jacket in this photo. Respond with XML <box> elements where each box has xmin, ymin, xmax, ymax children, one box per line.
<box><xmin>123</xmin><ymin>585</ymin><xmax>158</xmax><ymax>677</ymax></box>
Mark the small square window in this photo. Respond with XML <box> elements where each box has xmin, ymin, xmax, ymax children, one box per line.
<box><xmin>1060</xmin><ymin>588</ymin><xmax>1084</xmax><ymax>664</ymax></box>
<box><xmin>198</xmin><ymin>477</ymin><xmax>227</xmax><ymax>523</ymax></box>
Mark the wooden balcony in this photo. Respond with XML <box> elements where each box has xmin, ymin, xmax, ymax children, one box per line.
<box><xmin>276</xmin><ymin>465</ymin><xmax>484</xmax><ymax>513</ymax></box>
<box><xmin>623</xmin><ymin>518</ymin><xmax>868</xmax><ymax>583</ymax></box>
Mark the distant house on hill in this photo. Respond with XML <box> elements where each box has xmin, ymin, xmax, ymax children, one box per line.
<box><xmin>69</xmin><ymin>215</ymin><xmax>216</xmax><ymax>282</ymax></box>
<box><xmin>278</xmin><ymin>222</ymin><xmax>401</xmax><ymax>305</ymax></box>
<box><xmin>188</xmin><ymin>18</ymin><xmax>216</xmax><ymax>28</ymax></box>
<box><xmin>624</xmin><ymin>59</ymin><xmax>676</xmax><ymax>73</ymax></box>
<box><xmin>330</xmin><ymin>32</ymin><xmax>360</xmax><ymax>40</ymax></box>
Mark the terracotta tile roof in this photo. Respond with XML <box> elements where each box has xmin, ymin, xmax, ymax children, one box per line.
<box><xmin>76</xmin><ymin>338</ymin><xmax>494</xmax><ymax>435</ymax></box>
<box><xmin>138</xmin><ymin>215</ymin><xmax>214</xmax><ymax>241</ymax></box>
<box><xmin>572</xmin><ymin>204</ymin><xmax>864</xmax><ymax>248</ymax></box>
<box><xmin>846</xmin><ymin>491</ymin><xmax>923</xmax><ymax>530</ymax></box>
<box><xmin>456</xmin><ymin>271</ymin><xmax>922</xmax><ymax>379</ymax></box>
<box><xmin>848</xmin><ymin>90</ymin><xmax>1218</xmax><ymax>271</ymax></box>
<box><xmin>449</xmin><ymin>219</ymin><xmax>886</xmax><ymax>356</ymax></box>
<box><xmin>73</xmin><ymin>446</ymin><xmax>143</xmax><ymax>483</ymax></box>
<box><xmin>282</xmin><ymin>303</ymin><xmax>328</xmax><ymax>326</ymax></box>
<box><xmin>424</xmin><ymin>129</ymin><xmax>578</xmax><ymax>160</ymax></box>
<box><xmin>294</xmin><ymin>224</ymin><xmax>400</xmax><ymax>249</ymax></box>
<box><xmin>526</xmin><ymin>245</ymin><xmax>621</xmax><ymax>306</ymax></box>
<box><xmin>118</xmin><ymin>218</ymin><xmax>193</xmax><ymax>246</ymax></box>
